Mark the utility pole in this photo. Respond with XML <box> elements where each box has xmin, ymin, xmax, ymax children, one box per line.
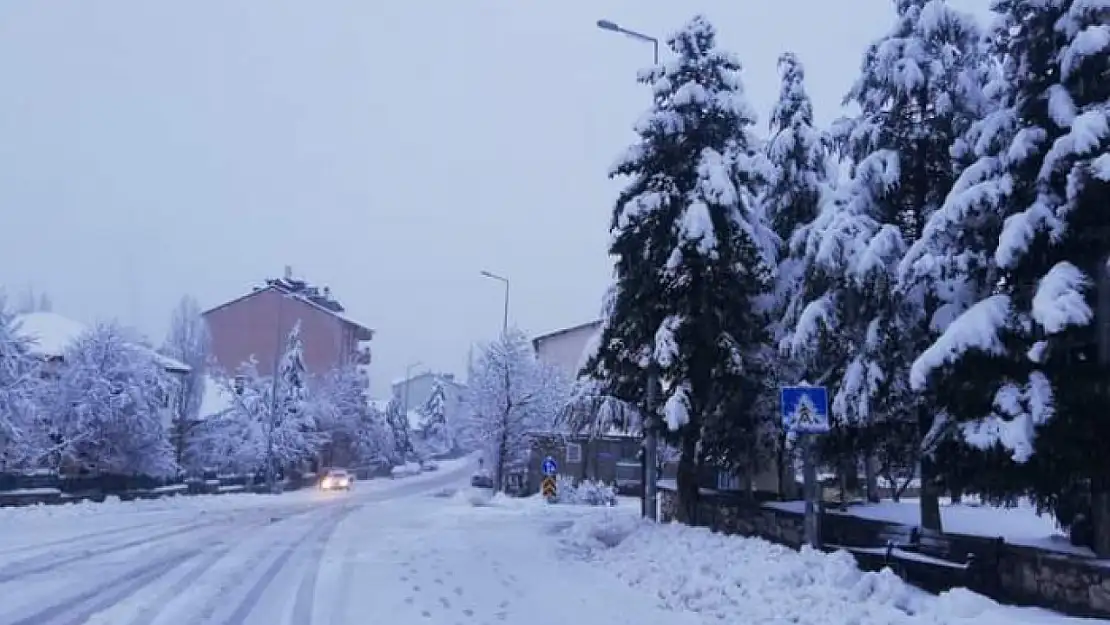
<box><xmin>597</xmin><ymin>17</ymin><xmax>661</xmax><ymax>521</ymax></box>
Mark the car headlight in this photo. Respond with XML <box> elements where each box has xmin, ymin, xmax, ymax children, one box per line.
<box><xmin>322</xmin><ymin>479</ymin><xmax>332</xmax><ymax>489</ymax></box>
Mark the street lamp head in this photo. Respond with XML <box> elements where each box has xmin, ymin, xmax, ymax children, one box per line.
<box><xmin>596</xmin><ymin>19</ymin><xmax>620</xmax><ymax>32</ymax></box>
<box><xmin>479</xmin><ymin>270</ymin><xmax>495</xmax><ymax>279</ymax></box>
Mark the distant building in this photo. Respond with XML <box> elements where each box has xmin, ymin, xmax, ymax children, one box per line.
<box><xmin>202</xmin><ymin>267</ymin><xmax>374</xmax><ymax>379</ymax></box>
<box><xmin>391</xmin><ymin>371</ymin><xmax>467</xmax><ymax>425</ymax></box>
<box><xmin>531</xmin><ymin>320</ymin><xmax>602</xmax><ymax>378</ymax></box>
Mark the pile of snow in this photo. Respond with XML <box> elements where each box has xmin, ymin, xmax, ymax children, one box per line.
<box><xmin>552</xmin><ymin>475</ymin><xmax>618</xmax><ymax>507</ymax></box>
<box><xmin>554</xmin><ymin>514</ymin><xmax>1080</xmax><ymax>624</ymax></box>
<box><xmin>391</xmin><ymin>462</ymin><xmax>423</xmax><ymax>478</ymax></box>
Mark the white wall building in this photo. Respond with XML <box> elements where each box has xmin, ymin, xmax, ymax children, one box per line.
<box><xmin>390</xmin><ymin>371</ymin><xmax>467</xmax><ymax>429</ymax></box>
<box><xmin>531</xmin><ymin>320</ymin><xmax>601</xmax><ymax>379</ymax></box>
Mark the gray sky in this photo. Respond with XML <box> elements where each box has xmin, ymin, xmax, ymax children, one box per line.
<box><xmin>0</xmin><ymin>0</ymin><xmax>991</xmax><ymax>396</ymax></box>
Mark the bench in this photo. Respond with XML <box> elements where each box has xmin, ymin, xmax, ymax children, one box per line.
<box><xmin>833</xmin><ymin>525</ymin><xmax>1004</xmax><ymax>594</ymax></box>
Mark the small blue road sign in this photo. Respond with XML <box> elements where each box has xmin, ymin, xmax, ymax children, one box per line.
<box><xmin>781</xmin><ymin>386</ymin><xmax>830</xmax><ymax>434</ymax></box>
<box><xmin>542</xmin><ymin>456</ymin><xmax>558</xmax><ymax>476</ymax></box>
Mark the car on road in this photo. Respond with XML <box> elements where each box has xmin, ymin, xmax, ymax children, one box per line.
<box><xmin>470</xmin><ymin>469</ymin><xmax>493</xmax><ymax>489</ymax></box>
<box><xmin>320</xmin><ymin>469</ymin><xmax>352</xmax><ymax>491</ymax></box>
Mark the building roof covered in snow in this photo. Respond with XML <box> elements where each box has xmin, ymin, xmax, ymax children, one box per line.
<box><xmin>200</xmin><ymin>375</ymin><xmax>234</xmax><ymax>419</ymax></box>
<box><xmin>13</xmin><ymin>311</ymin><xmax>191</xmax><ymax>374</ymax></box>
<box><xmin>202</xmin><ymin>267</ymin><xmax>374</xmax><ymax>340</ymax></box>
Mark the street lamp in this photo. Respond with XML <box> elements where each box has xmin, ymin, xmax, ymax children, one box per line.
<box><xmin>596</xmin><ymin>17</ymin><xmax>661</xmax><ymax>522</ymax></box>
<box><xmin>596</xmin><ymin>19</ymin><xmax>659</xmax><ymax>64</ymax></box>
<box><xmin>480</xmin><ymin>270</ymin><xmax>510</xmax><ymax>336</ymax></box>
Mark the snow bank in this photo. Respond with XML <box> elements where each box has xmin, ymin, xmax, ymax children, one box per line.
<box><xmin>554</xmin><ymin>513</ymin><xmax>1084</xmax><ymax>624</ymax></box>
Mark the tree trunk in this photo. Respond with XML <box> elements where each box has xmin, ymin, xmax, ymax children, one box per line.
<box><xmin>918</xmin><ymin>408</ymin><xmax>943</xmax><ymax>532</ymax></box>
<box><xmin>864</xmin><ymin>454</ymin><xmax>880</xmax><ymax>503</ymax></box>
<box><xmin>675</xmin><ymin>430</ymin><xmax>699</xmax><ymax>524</ymax></box>
<box><xmin>496</xmin><ymin>429</ymin><xmax>508</xmax><ymax>493</ymax></box>
<box><xmin>1091</xmin><ymin>476</ymin><xmax>1110</xmax><ymax>557</ymax></box>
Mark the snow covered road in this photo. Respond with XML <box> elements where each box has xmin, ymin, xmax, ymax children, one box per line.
<box><xmin>0</xmin><ymin>462</ymin><xmax>481</xmax><ymax>625</ymax></box>
<box><xmin>0</xmin><ymin>467</ymin><xmax>1090</xmax><ymax>625</ymax></box>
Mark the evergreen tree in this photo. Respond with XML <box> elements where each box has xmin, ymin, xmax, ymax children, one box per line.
<box><xmin>272</xmin><ymin>321</ymin><xmax>320</xmax><ymax>473</ymax></box>
<box><xmin>418</xmin><ymin>377</ymin><xmax>452</xmax><ymax>455</ymax></box>
<box><xmin>385</xmin><ymin>397</ymin><xmax>414</xmax><ymax>463</ymax></box>
<box><xmin>583</xmin><ymin>15</ymin><xmax>776</xmax><ymax>521</ymax></box>
<box><xmin>905</xmin><ymin>0</ymin><xmax>1110</xmax><ymax>552</ymax></box>
<box><xmin>792</xmin><ymin>0</ymin><xmax>988</xmax><ymax>527</ymax></box>
<box><xmin>762</xmin><ymin>52</ymin><xmax>832</xmax><ymax>497</ymax></box>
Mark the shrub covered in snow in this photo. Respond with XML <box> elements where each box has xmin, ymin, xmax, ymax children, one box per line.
<box><xmin>552</xmin><ymin>475</ymin><xmax>617</xmax><ymax>507</ymax></box>
<box><xmin>390</xmin><ymin>462</ymin><xmax>422</xmax><ymax>478</ymax></box>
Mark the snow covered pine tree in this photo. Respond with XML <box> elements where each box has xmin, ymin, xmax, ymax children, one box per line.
<box><xmin>272</xmin><ymin>321</ymin><xmax>322</xmax><ymax>477</ymax></box>
<box><xmin>904</xmin><ymin>0</ymin><xmax>1110</xmax><ymax>553</ymax></box>
<box><xmin>418</xmin><ymin>377</ymin><xmax>452</xmax><ymax>456</ymax></box>
<box><xmin>585</xmin><ymin>15</ymin><xmax>776</xmax><ymax>523</ymax></box>
<box><xmin>792</xmin><ymin>0</ymin><xmax>988</xmax><ymax>528</ymax></box>
<box><xmin>762</xmin><ymin>51</ymin><xmax>832</xmax><ymax>498</ymax></box>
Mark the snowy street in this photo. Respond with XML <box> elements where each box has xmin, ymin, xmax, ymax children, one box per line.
<box><xmin>0</xmin><ymin>462</ymin><xmax>490</xmax><ymax>625</ymax></box>
<box><xmin>0</xmin><ymin>458</ymin><xmax>1093</xmax><ymax>625</ymax></box>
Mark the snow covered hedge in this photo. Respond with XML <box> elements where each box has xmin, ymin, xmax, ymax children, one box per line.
<box><xmin>552</xmin><ymin>475</ymin><xmax>617</xmax><ymax>507</ymax></box>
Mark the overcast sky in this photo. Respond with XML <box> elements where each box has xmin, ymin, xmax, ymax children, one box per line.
<box><xmin>0</xmin><ymin>0</ymin><xmax>991</xmax><ymax>395</ymax></box>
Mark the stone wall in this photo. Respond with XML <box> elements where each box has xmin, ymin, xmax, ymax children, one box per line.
<box><xmin>658</xmin><ymin>485</ymin><xmax>1110</xmax><ymax>619</ymax></box>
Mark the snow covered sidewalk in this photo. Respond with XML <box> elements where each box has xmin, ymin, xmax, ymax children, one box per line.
<box><xmin>551</xmin><ymin>503</ymin><xmax>1097</xmax><ymax>625</ymax></box>
<box><xmin>313</xmin><ymin>490</ymin><xmax>703</xmax><ymax>625</ymax></box>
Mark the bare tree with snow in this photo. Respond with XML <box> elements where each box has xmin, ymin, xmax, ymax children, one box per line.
<box><xmin>465</xmin><ymin>328</ymin><xmax>569</xmax><ymax>492</ymax></box>
<box><xmin>0</xmin><ymin>302</ymin><xmax>46</xmax><ymax>469</ymax></box>
<box><xmin>47</xmin><ymin>322</ymin><xmax>176</xmax><ymax>476</ymax></box>
<box><xmin>161</xmin><ymin>295</ymin><xmax>211</xmax><ymax>469</ymax></box>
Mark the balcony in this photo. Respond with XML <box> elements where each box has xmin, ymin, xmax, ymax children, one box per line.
<box><xmin>354</xmin><ymin>345</ymin><xmax>372</xmax><ymax>366</ymax></box>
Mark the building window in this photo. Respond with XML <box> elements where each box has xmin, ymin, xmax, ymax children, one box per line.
<box><xmin>716</xmin><ymin>470</ymin><xmax>741</xmax><ymax>492</ymax></box>
<box><xmin>566</xmin><ymin>442</ymin><xmax>582</xmax><ymax>464</ymax></box>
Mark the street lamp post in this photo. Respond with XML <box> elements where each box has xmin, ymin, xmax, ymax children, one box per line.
<box><xmin>480</xmin><ymin>270</ymin><xmax>510</xmax><ymax>336</ymax></box>
<box><xmin>596</xmin><ymin>19</ymin><xmax>659</xmax><ymax>65</ymax></box>
<box><xmin>596</xmin><ymin>17</ymin><xmax>661</xmax><ymax>522</ymax></box>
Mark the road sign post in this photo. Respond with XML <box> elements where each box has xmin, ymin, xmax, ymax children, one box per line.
<box><xmin>541</xmin><ymin>456</ymin><xmax>558</xmax><ymax>501</ymax></box>
<box><xmin>541</xmin><ymin>476</ymin><xmax>557</xmax><ymax>500</ymax></box>
<box><xmin>781</xmin><ymin>385</ymin><xmax>829</xmax><ymax>550</ymax></box>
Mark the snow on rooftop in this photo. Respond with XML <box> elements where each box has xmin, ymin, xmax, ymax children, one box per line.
<box><xmin>13</xmin><ymin>311</ymin><xmax>190</xmax><ymax>373</ymax></box>
<box><xmin>200</xmin><ymin>376</ymin><xmax>234</xmax><ymax>419</ymax></box>
<box><xmin>13</xmin><ymin>312</ymin><xmax>85</xmax><ymax>359</ymax></box>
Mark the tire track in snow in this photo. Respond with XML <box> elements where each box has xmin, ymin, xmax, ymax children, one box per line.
<box><xmin>0</xmin><ymin>521</ymin><xmax>218</xmax><ymax>584</ymax></box>
<box><xmin>118</xmin><ymin>543</ymin><xmax>235</xmax><ymax>625</ymax></box>
<box><xmin>0</xmin><ymin>518</ymin><xmax>178</xmax><ymax>558</ymax></box>
<box><xmin>217</xmin><ymin>505</ymin><xmax>353</xmax><ymax>625</ymax></box>
<box><xmin>0</xmin><ymin>505</ymin><xmax>321</xmax><ymax>584</ymax></box>
<box><xmin>4</xmin><ymin>547</ymin><xmax>199</xmax><ymax>625</ymax></box>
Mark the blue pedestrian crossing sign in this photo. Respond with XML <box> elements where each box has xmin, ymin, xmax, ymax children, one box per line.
<box><xmin>542</xmin><ymin>456</ymin><xmax>558</xmax><ymax>476</ymax></box>
<box><xmin>781</xmin><ymin>386</ymin><xmax>830</xmax><ymax>434</ymax></box>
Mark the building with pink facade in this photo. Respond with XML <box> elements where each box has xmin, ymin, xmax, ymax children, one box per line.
<box><xmin>203</xmin><ymin>268</ymin><xmax>373</xmax><ymax>379</ymax></box>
